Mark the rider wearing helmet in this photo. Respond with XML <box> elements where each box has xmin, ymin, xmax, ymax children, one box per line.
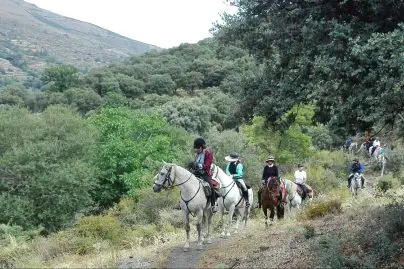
<box><xmin>192</xmin><ymin>138</ymin><xmax>217</xmax><ymax>212</ymax></box>
<box><xmin>225</xmin><ymin>152</ymin><xmax>250</xmax><ymax>207</ymax></box>
<box><xmin>257</xmin><ymin>155</ymin><xmax>279</xmax><ymax>208</ymax></box>
<box><xmin>348</xmin><ymin>158</ymin><xmax>365</xmax><ymax>188</ymax></box>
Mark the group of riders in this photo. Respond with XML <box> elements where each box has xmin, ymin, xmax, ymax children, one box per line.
<box><xmin>190</xmin><ymin>137</ymin><xmax>311</xmax><ymax>213</ymax></box>
<box><xmin>344</xmin><ymin>134</ymin><xmax>381</xmax><ymax>157</ymax></box>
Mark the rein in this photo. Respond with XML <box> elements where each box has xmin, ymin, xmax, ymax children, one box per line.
<box><xmin>154</xmin><ymin>165</ymin><xmax>204</xmax><ymax>218</ymax></box>
<box><xmin>211</xmin><ymin>164</ymin><xmax>243</xmax><ymax>210</ymax></box>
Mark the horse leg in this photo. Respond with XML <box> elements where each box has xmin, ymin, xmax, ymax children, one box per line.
<box><xmin>269</xmin><ymin>207</ymin><xmax>275</xmax><ymax>223</ymax></box>
<box><xmin>263</xmin><ymin>207</ymin><xmax>269</xmax><ymax>227</ymax></box>
<box><xmin>234</xmin><ymin>209</ymin><xmax>242</xmax><ymax>235</ymax></box>
<box><xmin>226</xmin><ymin>204</ymin><xmax>236</xmax><ymax>237</ymax></box>
<box><xmin>219</xmin><ymin>203</ymin><xmax>227</xmax><ymax>238</ymax></box>
<box><xmin>183</xmin><ymin>211</ymin><xmax>190</xmax><ymax>252</ymax></box>
<box><xmin>205</xmin><ymin>208</ymin><xmax>213</xmax><ymax>244</ymax></box>
<box><xmin>277</xmin><ymin>204</ymin><xmax>285</xmax><ymax>219</ymax></box>
<box><xmin>196</xmin><ymin>210</ymin><xmax>204</xmax><ymax>251</ymax></box>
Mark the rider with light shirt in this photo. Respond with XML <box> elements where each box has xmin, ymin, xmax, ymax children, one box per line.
<box><xmin>225</xmin><ymin>152</ymin><xmax>250</xmax><ymax>207</ymax></box>
<box><xmin>294</xmin><ymin>164</ymin><xmax>308</xmax><ymax>199</ymax></box>
<box><xmin>371</xmin><ymin>137</ymin><xmax>381</xmax><ymax>156</ymax></box>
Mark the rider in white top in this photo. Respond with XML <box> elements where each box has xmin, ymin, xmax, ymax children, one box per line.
<box><xmin>294</xmin><ymin>164</ymin><xmax>308</xmax><ymax>199</ymax></box>
<box><xmin>294</xmin><ymin>165</ymin><xmax>307</xmax><ymax>184</ymax></box>
<box><xmin>371</xmin><ymin>137</ymin><xmax>381</xmax><ymax>156</ymax></box>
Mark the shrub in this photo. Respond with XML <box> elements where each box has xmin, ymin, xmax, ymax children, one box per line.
<box><xmin>75</xmin><ymin>214</ymin><xmax>123</xmax><ymax>243</ymax></box>
<box><xmin>303</xmin><ymin>225</ymin><xmax>316</xmax><ymax>239</ymax></box>
<box><xmin>300</xmin><ymin>198</ymin><xmax>342</xmax><ymax>220</ymax></box>
<box><xmin>376</xmin><ymin>174</ymin><xmax>401</xmax><ymax>193</ymax></box>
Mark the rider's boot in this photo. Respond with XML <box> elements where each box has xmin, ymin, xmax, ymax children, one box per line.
<box><xmin>211</xmin><ymin>191</ymin><xmax>218</xmax><ymax>213</ymax></box>
<box><xmin>243</xmin><ymin>190</ymin><xmax>250</xmax><ymax>207</ymax></box>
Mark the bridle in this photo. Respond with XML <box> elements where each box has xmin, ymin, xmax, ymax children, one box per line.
<box><xmin>154</xmin><ymin>165</ymin><xmax>202</xmax><ymax>217</ymax></box>
<box><xmin>211</xmin><ymin>164</ymin><xmax>243</xmax><ymax>210</ymax></box>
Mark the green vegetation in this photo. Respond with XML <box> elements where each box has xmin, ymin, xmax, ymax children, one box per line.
<box><xmin>0</xmin><ymin>0</ymin><xmax>403</xmax><ymax>267</ymax></box>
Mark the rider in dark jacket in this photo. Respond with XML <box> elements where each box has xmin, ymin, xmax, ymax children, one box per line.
<box><xmin>257</xmin><ymin>155</ymin><xmax>279</xmax><ymax>208</ymax></box>
<box><xmin>348</xmin><ymin>158</ymin><xmax>365</xmax><ymax>188</ymax></box>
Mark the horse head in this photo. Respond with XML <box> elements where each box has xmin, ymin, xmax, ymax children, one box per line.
<box><xmin>264</xmin><ymin>177</ymin><xmax>282</xmax><ymax>204</ymax></box>
<box><xmin>153</xmin><ymin>163</ymin><xmax>175</xmax><ymax>192</ymax></box>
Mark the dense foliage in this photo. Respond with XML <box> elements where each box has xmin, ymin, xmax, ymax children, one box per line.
<box><xmin>0</xmin><ymin>0</ymin><xmax>403</xmax><ymax>238</ymax></box>
<box><xmin>214</xmin><ymin>0</ymin><xmax>404</xmax><ymax>137</ymax></box>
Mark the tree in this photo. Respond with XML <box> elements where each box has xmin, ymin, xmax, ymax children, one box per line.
<box><xmin>145</xmin><ymin>74</ymin><xmax>176</xmax><ymax>95</ymax></box>
<box><xmin>89</xmin><ymin>107</ymin><xmax>189</xmax><ymax>206</ymax></box>
<box><xmin>41</xmin><ymin>65</ymin><xmax>79</xmax><ymax>92</ymax></box>
<box><xmin>0</xmin><ymin>106</ymin><xmax>98</xmax><ymax>231</ymax></box>
<box><xmin>84</xmin><ymin>69</ymin><xmax>120</xmax><ymax>97</ymax></box>
<box><xmin>64</xmin><ymin>87</ymin><xmax>102</xmax><ymax>114</ymax></box>
<box><xmin>214</xmin><ymin>0</ymin><xmax>404</xmax><ymax>136</ymax></box>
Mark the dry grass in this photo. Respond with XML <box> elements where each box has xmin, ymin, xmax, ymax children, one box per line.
<box><xmin>2</xmin><ymin>176</ymin><xmax>403</xmax><ymax>268</ymax></box>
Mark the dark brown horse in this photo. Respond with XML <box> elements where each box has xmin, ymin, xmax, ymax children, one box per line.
<box><xmin>260</xmin><ymin>176</ymin><xmax>287</xmax><ymax>226</ymax></box>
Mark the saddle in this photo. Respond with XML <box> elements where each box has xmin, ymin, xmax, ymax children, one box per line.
<box><xmin>235</xmin><ymin>181</ymin><xmax>251</xmax><ymax>190</ymax></box>
<box><xmin>200</xmin><ymin>178</ymin><xmax>220</xmax><ymax>197</ymax></box>
<box><xmin>296</xmin><ymin>184</ymin><xmax>312</xmax><ymax>200</ymax></box>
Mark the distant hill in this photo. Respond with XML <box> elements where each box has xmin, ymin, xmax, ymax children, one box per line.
<box><xmin>0</xmin><ymin>0</ymin><xmax>160</xmax><ymax>82</ymax></box>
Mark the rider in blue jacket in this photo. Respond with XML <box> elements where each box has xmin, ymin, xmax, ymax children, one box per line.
<box><xmin>348</xmin><ymin>158</ymin><xmax>365</xmax><ymax>188</ymax></box>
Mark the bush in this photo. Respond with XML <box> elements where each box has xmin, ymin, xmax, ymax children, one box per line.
<box><xmin>303</xmin><ymin>225</ymin><xmax>316</xmax><ymax>239</ymax></box>
<box><xmin>376</xmin><ymin>174</ymin><xmax>401</xmax><ymax>193</ymax></box>
<box><xmin>300</xmin><ymin>198</ymin><xmax>343</xmax><ymax>220</ymax></box>
<box><xmin>75</xmin><ymin>214</ymin><xmax>123</xmax><ymax>243</ymax></box>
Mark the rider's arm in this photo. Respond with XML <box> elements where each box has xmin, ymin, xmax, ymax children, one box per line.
<box><xmin>225</xmin><ymin>163</ymin><xmax>231</xmax><ymax>176</ymax></box>
<box><xmin>274</xmin><ymin>166</ymin><xmax>279</xmax><ymax>177</ymax></box>
<box><xmin>233</xmin><ymin>163</ymin><xmax>243</xmax><ymax>179</ymax></box>
<box><xmin>262</xmin><ymin>166</ymin><xmax>268</xmax><ymax>181</ymax></box>
<box><xmin>358</xmin><ymin>163</ymin><xmax>364</xmax><ymax>174</ymax></box>
<box><xmin>203</xmin><ymin>150</ymin><xmax>213</xmax><ymax>175</ymax></box>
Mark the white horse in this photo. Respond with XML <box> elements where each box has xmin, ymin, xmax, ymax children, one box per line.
<box><xmin>210</xmin><ymin>164</ymin><xmax>253</xmax><ymax>238</ymax></box>
<box><xmin>152</xmin><ymin>163</ymin><xmax>213</xmax><ymax>251</ymax></box>
<box><xmin>350</xmin><ymin>172</ymin><xmax>361</xmax><ymax>197</ymax></box>
<box><xmin>341</xmin><ymin>142</ymin><xmax>358</xmax><ymax>154</ymax></box>
<box><xmin>367</xmin><ymin>146</ymin><xmax>387</xmax><ymax>176</ymax></box>
<box><xmin>282</xmin><ymin>179</ymin><xmax>313</xmax><ymax>216</ymax></box>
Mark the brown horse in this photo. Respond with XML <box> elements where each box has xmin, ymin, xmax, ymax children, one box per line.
<box><xmin>260</xmin><ymin>176</ymin><xmax>287</xmax><ymax>226</ymax></box>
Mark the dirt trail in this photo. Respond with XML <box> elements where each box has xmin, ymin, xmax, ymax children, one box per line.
<box><xmin>164</xmin><ymin>238</ymin><xmax>224</xmax><ymax>269</ymax></box>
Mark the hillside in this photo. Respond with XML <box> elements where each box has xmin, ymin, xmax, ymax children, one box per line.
<box><xmin>0</xmin><ymin>0</ymin><xmax>160</xmax><ymax>81</ymax></box>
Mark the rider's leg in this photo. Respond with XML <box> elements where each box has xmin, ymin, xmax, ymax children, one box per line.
<box><xmin>238</xmin><ymin>179</ymin><xmax>250</xmax><ymax>207</ymax></box>
<box><xmin>204</xmin><ymin>174</ymin><xmax>217</xmax><ymax>212</ymax></box>
<box><xmin>348</xmin><ymin>174</ymin><xmax>353</xmax><ymax>187</ymax></box>
<box><xmin>298</xmin><ymin>183</ymin><xmax>307</xmax><ymax>199</ymax></box>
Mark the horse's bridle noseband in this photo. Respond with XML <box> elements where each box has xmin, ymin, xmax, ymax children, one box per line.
<box><xmin>154</xmin><ymin>166</ymin><xmax>173</xmax><ymax>188</ymax></box>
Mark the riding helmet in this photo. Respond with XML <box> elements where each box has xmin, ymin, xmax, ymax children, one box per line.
<box><xmin>265</xmin><ymin>155</ymin><xmax>275</xmax><ymax>162</ymax></box>
<box><xmin>193</xmin><ymin>138</ymin><xmax>206</xmax><ymax>149</ymax></box>
<box><xmin>298</xmin><ymin>164</ymin><xmax>303</xmax><ymax>168</ymax></box>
